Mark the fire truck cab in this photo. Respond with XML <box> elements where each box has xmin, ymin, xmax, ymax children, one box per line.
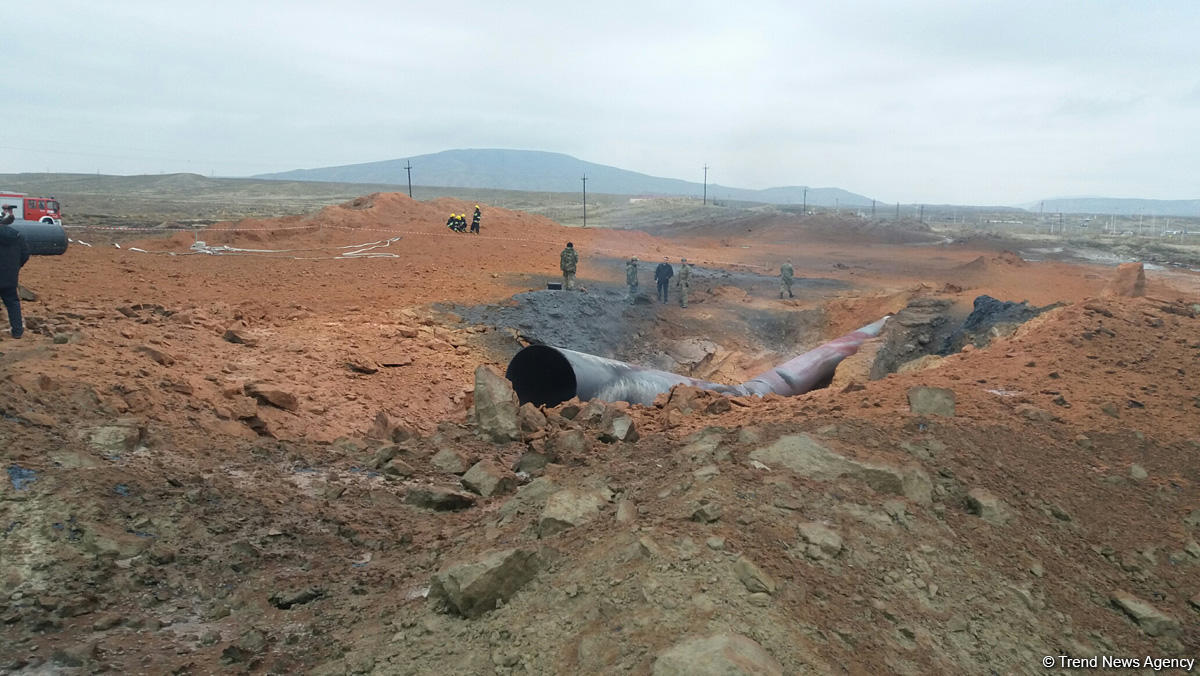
<box><xmin>0</xmin><ymin>192</ymin><xmax>63</xmax><ymax>226</ymax></box>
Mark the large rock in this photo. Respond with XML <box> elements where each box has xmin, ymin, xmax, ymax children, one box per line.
<box><xmin>461</xmin><ymin>460</ymin><xmax>517</xmax><ymax>497</ymax></box>
<box><xmin>222</xmin><ymin>328</ymin><xmax>258</xmax><ymax>346</ymax></box>
<box><xmin>517</xmin><ymin>403</ymin><xmax>547</xmax><ymax>435</ymax></box>
<box><xmin>87</xmin><ymin>419</ymin><xmax>145</xmax><ymax>454</ymax></box>
<box><xmin>749</xmin><ymin>433</ymin><xmax>851</xmax><ymax>480</ymax></box>
<box><xmin>599</xmin><ymin>410</ymin><xmax>639</xmax><ymax>443</ymax></box>
<box><xmin>473</xmin><ymin>367</ymin><xmax>520</xmax><ymax>443</ymax></box>
<box><xmin>662</xmin><ymin>386</ymin><xmax>709</xmax><ymax>415</ymax></box>
<box><xmin>513</xmin><ymin>451</ymin><xmax>551</xmax><ymax>475</ymax></box>
<box><xmin>1103</xmin><ymin>262</ymin><xmax>1146</xmax><ymax>298</ymax></box>
<box><xmin>749</xmin><ymin>434</ymin><xmax>931</xmax><ymax>503</ymax></box>
<box><xmin>135</xmin><ymin>345</ymin><xmax>176</xmax><ymax>366</ymax></box>
<box><xmin>830</xmin><ymin>337</ymin><xmax>882</xmax><ymax>390</ymax></box>
<box><xmin>797</xmin><ymin>522</ymin><xmax>843</xmax><ymax>559</ymax></box>
<box><xmin>539</xmin><ymin>489</ymin><xmax>605</xmax><ymax>537</ymax></box>
<box><xmin>966</xmin><ymin>488</ymin><xmax>1010</xmax><ymax>525</ymax></box>
<box><xmin>550</xmin><ymin>428</ymin><xmax>589</xmax><ymax>457</ymax></box>
<box><xmin>907</xmin><ymin>386</ymin><xmax>955</xmax><ymax>417</ymax></box>
<box><xmin>244</xmin><ymin>382</ymin><xmax>299</xmax><ymax>411</ymax></box>
<box><xmin>498</xmin><ymin>477</ymin><xmax>559</xmax><ymax>520</ymax></box>
<box><xmin>404</xmin><ymin>486</ymin><xmax>476</xmax><ymax>511</ymax></box>
<box><xmin>653</xmin><ymin>633</ymin><xmax>784</xmax><ymax>676</ymax></box>
<box><xmin>429</xmin><ymin>548</ymin><xmax>542</xmax><ymax>618</ymax></box>
<box><xmin>733</xmin><ymin>556</ymin><xmax>776</xmax><ymax>594</ymax></box>
<box><xmin>431</xmin><ymin>447</ymin><xmax>474</xmax><ymax>475</ymax></box>
<box><xmin>1110</xmin><ymin>591</ymin><xmax>1178</xmax><ymax>636</ymax></box>
<box><xmin>576</xmin><ymin>400</ymin><xmax>607</xmax><ymax>425</ymax></box>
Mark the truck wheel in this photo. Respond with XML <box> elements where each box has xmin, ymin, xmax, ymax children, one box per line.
<box><xmin>40</xmin><ymin>217</ymin><xmax>54</xmax><ymax>224</ymax></box>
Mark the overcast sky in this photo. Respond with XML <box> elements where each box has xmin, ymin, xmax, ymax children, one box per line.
<box><xmin>6</xmin><ymin>0</ymin><xmax>1198</xmax><ymax>204</ymax></box>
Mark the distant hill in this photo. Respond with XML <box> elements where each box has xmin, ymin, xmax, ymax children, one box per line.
<box><xmin>1033</xmin><ymin>197</ymin><xmax>1200</xmax><ymax>218</ymax></box>
<box><xmin>253</xmin><ymin>148</ymin><xmax>875</xmax><ymax>207</ymax></box>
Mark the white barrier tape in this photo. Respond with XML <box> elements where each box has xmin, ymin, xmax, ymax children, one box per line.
<box><xmin>69</xmin><ymin>222</ymin><xmax>769</xmax><ymax>270</ymax></box>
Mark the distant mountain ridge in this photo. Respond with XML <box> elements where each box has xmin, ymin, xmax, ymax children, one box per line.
<box><xmin>1032</xmin><ymin>197</ymin><xmax>1200</xmax><ymax>219</ymax></box>
<box><xmin>253</xmin><ymin>148</ymin><xmax>875</xmax><ymax>207</ymax></box>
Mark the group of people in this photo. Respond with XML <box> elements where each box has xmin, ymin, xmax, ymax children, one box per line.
<box><xmin>0</xmin><ymin>204</ymin><xmax>30</xmax><ymax>339</ymax></box>
<box><xmin>630</xmin><ymin>255</ymin><xmax>693</xmax><ymax>307</ymax></box>
<box><xmin>558</xmin><ymin>240</ymin><xmax>798</xmax><ymax>308</ymax></box>
<box><xmin>558</xmin><ymin>242</ymin><xmax>694</xmax><ymax>307</ymax></box>
<box><xmin>446</xmin><ymin>205</ymin><xmax>482</xmax><ymax>234</ymax></box>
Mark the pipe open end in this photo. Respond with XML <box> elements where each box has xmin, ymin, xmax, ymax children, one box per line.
<box><xmin>505</xmin><ymin>345</ymin><xmax>578</xmax><ymax>407</ymax></box>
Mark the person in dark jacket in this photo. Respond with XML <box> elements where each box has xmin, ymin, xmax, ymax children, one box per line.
<box><xmin>471</xmin><ymin>205</ymin><xmax>481</xmax><ymax>234</ymax></box>
<box><xmin>0</xmin><ymin>204</ymin><xmax>31</xmax><ymax>338</ymax></box>
<box><xmin>654</xmin><ymin>257</ymin><xmax>674</xmax><ymax>303</ymax></box>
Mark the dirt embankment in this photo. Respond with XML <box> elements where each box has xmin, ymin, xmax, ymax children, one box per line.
<box><xmin>2</xmin><ymin>191</ymin><xmax>1199</xmax><ymax>673</ymax></box>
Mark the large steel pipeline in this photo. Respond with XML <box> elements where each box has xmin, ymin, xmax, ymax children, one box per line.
<box><xmin>505</xmin><ymin>316</ymin><xmax>889</xmax><ymax>407</ymax></box>
<box><xmin>11</xmin><ymin>220</ymin><xmax>69</xmax><ymax>255</ymax></box>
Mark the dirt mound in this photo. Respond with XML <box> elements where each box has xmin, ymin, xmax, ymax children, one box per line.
<box><xmin>955</xmin><ymin>250</ymin><xmax>1026</xmax><ymax>273</ymax></box>
<box><xmin>939</xmin><ymin>295</ymin><xmax>1057</xmax><ymax>353</ymax></box>
<box><xmin>650</xmin><ymin>212</ymin><xmax>941</xmax><ymax>246</ymax></box>
<box><xmin>4</xmin><ymin>295</ymin><xmax>1199</xmax><ymax>673</ymax></box>
<box><xmin>1103</xmin><ymin>262</ymin><xmax>1147</xmax><ymax>298</ymax></box>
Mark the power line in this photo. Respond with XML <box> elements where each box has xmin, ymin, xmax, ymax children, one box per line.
<box><xmin>581</xmin><ymin>175</ymin><xmax>588</xmax><ymax>228</ymax></box>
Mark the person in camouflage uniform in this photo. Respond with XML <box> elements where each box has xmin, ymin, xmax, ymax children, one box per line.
<box><xmin>560</xmin><ymin>242</ymin><xmax>578</xmax><ymax>290</ymax></box>
<box><xmin>625</xmin><ymin>256</ymin><xmax>639</xmax><ymax>304</ymax></box>
<box><xmin>676</xmin><ymin>257</ymin><xmax>691</xmax><ymax>308</ymax></box>
<box><xmin>779</xmin><ymin>258</ymin><xmax>795</xmax><ymax>298</ymax></box>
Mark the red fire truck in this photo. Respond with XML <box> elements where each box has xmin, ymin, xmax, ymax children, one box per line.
<box><xmin>0</xmin><ymin>191</ymin><xmax>62</xmax><ymax>225</ymax></box>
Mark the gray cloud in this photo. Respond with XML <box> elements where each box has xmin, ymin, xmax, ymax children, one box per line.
<box><xmin>4</xmin><ymin>0</ymin><xmax>1198</xmax><ymax>204</ymax></box>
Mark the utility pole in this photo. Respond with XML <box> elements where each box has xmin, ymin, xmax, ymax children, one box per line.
<box><xmin>581</xmin><ymin>175</ymin><xmax>588</xmax><ymax>228</ymax></box>
<box><xmin>871</xmin><ymin>199</ymin><xmax>876</xmax><ymax>218</ymax></box>
<box><xmin>404</xmin><ymin>160</ymin><xmax>413</xmax><ymax>198</ymax></box>
<box><xmin>802</xmin><ymin>188</ymin><xmax>807</xmax><ymax>214</ymax></box>
<box><xmin>703</xmin><ymin>164</ymin><xmax>708</xmax><ymax>206</ymax></box>
<box><xmin>895</xmin><ymin>202</ymin><xmax>900</xmax><ymax>219</ymax></box>
<box><xmin>919</xmin><ymin>205</ymin><xmax>924</xmax><ymax>223</ymax></box>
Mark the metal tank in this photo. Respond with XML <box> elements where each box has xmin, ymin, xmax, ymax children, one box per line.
<box><xmin>10</xmin><ymin>219</ymin><xmax>69</xmax><ymax>255</ymax></box>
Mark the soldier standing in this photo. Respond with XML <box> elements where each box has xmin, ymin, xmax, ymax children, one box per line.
<box><xmin>625</xmin><ymin>256</ymin><xmax>639</xmax><ymax>304</ymax></box>
<box><xmin>779</xmin><ymin>258</ymin><xmax>795</xmax><ymax>298</ymax></box>
<box><xmin>676</xmin><ymin>257</ymin><xmax>691</xmax><ymax>308</ymax></box>
<box><xmin>560</xmin><ymin>242</ymin><xmax>578</xmax><ymax>290</ymax></box>
<box><xmin>654</xmin><ymin>257</ymin><xmax>673</xmax><ymax>303</ymax></box>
